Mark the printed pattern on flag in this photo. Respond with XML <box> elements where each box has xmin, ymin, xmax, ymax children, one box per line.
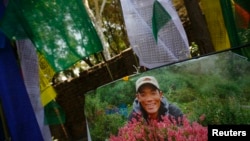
<box><xmin>120</xmin><ymin>0</ymin><xmax>190</xmax><ymax>69</ymax></box>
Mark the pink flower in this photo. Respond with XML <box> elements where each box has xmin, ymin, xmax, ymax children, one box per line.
<box><xmin>109</xmin><ymin>115</ymin><xmax>208</xmax><ymax>141</ymax></box>
<box><xmin>199</xmin><ymin>114</ymin><xmax>206</xmax><ymax>122</ymax></box>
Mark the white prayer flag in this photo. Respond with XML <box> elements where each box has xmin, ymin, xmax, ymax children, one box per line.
<box><xmin>120</xmin><ymin>0</ymin><xmax>190</xmax><ymax>69</ymax></box>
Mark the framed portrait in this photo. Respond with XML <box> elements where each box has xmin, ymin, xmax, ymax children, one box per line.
<box><xmin>85</xmin><ymin>45</ymin><xmax>250</xmax><ymax>141</ymax></box>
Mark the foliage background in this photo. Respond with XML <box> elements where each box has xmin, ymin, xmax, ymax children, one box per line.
<box><xmin>85</xmin><ymin>49</ymin><xmax>250</xmax><ymax>141</ymax></box>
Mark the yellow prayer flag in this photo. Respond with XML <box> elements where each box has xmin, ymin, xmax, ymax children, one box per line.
<box><xmin>39</xmin><ymin>53</ymin><xmax>57</xmax><ymax>106</ymax></box>
<box><xmin>40</xmin><ymin>86</ymin><xmax>57</xmax><ymax>106</ymax></box>
<box><xmin>201</xmin><ymin>0</ymin><xmax>230</xmax><ymax>51</ymax></box>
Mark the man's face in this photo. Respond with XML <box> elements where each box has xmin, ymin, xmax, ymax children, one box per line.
<box><xmin>136</xmin><ymin>84</ymin><xmax>163</xmax><ymax>119</ymax></box>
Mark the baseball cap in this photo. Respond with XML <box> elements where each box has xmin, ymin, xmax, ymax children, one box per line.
<box><xmin>136</xmin><ymin>76</ymin><xmax>160</xmax><ymax>92</ymax></box>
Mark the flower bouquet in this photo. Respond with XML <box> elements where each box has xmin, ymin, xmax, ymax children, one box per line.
<box><xmin>109</xmin><ymin>115</ymin><xmax>207</xmax><ymax>141</ymax></box>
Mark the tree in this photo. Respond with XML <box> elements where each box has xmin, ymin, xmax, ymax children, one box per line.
<box><xmin>84</xmin><ymin>0</ymin><xmax>129</xmax><ymax>57</ymax></box>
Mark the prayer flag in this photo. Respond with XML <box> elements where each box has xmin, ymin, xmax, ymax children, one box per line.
<box><xmin>39</xmin><ymin>53</ymin><xmax>57</xmax><ymax>106</ymax></box>
<box><xmin>152</xmin><ymin>0</ymin><xmax>171</xmax><ymax>42</ymax></box>
<box><xmin>16</xmin><ymin>39</ymin><xmax>53</xmax><ymax>140</ymax></box>
<box><xmin>120</xmin><ymin>0</ymin><xmax>190</xmax><ymax>69</ymax></box>
<box><xmin>220</xmin><ymin>0</ymin><xmax>250</xmax><ymax>59</ymax></box>
<box><xmin>44</xmin><ymin>101</ymin><xmax>65</xmax><ymax>125</ymax></box>
<box><xmin>0</xmin><ymin>38</ymin><xmax>43</xmax><ymax>141</ymax></box>
<box><xmin>0</xmin><ymin>0</ymin><xmax>103</xmax><ymax>72</ymax></box>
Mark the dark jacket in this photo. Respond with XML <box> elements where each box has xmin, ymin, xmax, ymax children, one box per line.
<box><xmin>128</xmin><ymin>97</ymin><xmax>183</xmax><ymax>122</ymax></box>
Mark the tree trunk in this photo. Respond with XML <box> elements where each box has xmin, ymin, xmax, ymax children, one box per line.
<box><xmin>183</xmin><ymin>0</ymin><xmax>215</xmax><ymax>54</ymax></box>
<box><xmin>84</xmin><ymin>0</ymin><xmax>111</xmax><ymax>60</ymax></box>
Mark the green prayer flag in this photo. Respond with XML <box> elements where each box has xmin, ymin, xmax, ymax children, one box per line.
<box><xmin>152</xmin><ymin>0</ymin><xmax>171</xmax><ymax>42</ymax></box>
<box><xmin>220</xmin><ymin>0</ymin><xmax>250</xmax><ymax>60</ymax></box>
<box><xmin>0</xmin><ymin>0</ymin><xmax>103</xmax><ymax>72</ymax></box>
<box><xmin>44</xmin><ymin>100</ymin><xmax>65</xmax><ymax>125</ymax></box>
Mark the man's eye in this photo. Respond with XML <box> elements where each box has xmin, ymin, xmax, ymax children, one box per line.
<box><xmin>139</xmin><ymin>93</ymin><xmax>145</xmax><ymax>96</ymax></box>
<box><xmin>151</xmin><ymin>92</ymin><xmax>157</xmax><ymax>95</ymax></box>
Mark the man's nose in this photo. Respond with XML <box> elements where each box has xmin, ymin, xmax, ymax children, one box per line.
<box><xmin>144</xmin><ymin>95</ymin><xmax>153</xmax><ymax>101</ymax></box>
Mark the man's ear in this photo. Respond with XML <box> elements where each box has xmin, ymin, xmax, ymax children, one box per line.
<box><xmin>159</xmin><ymin>90</ymin><xmax>163</xmax><ymax>97</ymax></box>
<box><xmin>136</xmin><ymin>94</ymin><xmax>140</xmax><ymax>102</ymax></box>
